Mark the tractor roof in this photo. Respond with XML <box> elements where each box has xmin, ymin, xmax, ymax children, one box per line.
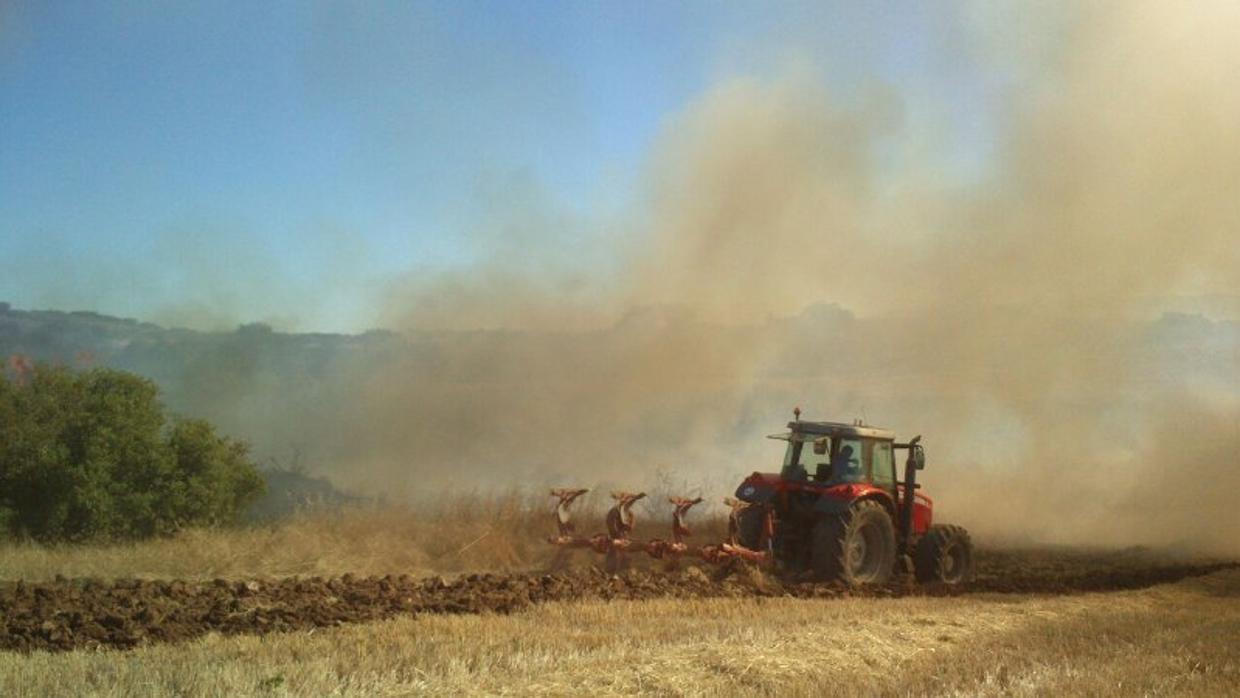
<box><xmin>786</xmin><ymin>420</ymin><xmax>896</xmax><ymax>440</ymax></box>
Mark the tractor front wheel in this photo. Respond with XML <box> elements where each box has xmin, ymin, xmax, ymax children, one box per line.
<box><xmin>913</xmin><ymin>524</ymin><xmax>975</xmax><ymax>585</ymax></box>
<box><xmin>811</xmin><ymin>499</ymin><xmax>897</xmax><ymax>585</ymax></box>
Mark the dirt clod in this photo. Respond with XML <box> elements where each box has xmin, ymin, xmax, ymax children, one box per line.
<box><xmin>0</xmin><ymin>548</ymin><xmax>1234</xmax><ymax>653</ymax></box>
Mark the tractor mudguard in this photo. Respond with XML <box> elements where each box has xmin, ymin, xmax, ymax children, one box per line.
<box><xmin>812</xmin><ymin>497</ymin><xmax>851</xmax><ymax>516</ymax></box>
<box><xmin>812</xmin><ymin>484</ymin><xmax>897</xmax><ymax>518</ymax></box>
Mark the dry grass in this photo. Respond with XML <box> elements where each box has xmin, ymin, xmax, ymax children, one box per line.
<box><xmin>4</xmin><ymin>497</ymin><xmax>1236</xmax><ymax>695</ymax></box>
<box><xmin>2</xmin><ymin>568</ymin><xmax>1236</xmax><ymax>696</ymax></box>
<box><xmin>0</xmin><ymin>492</ymin><xmax>729</xmax><ymax>581</ymax></box>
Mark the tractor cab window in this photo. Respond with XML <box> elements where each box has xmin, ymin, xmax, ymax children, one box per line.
<box><xmin>832</xmin><ymin>438</ymin><xmax>866</xmax><ymax>483</ymax></box>
<box><xmin>779</xmin><ymin>436</ymin><xmax>829</xmax><ymax>481</ymax></box>
<box><xmin>872</xmin><ymin>441</ymin><xmax>895</xmax><ymax>488</ymax></box>
<box><xmin>808</xmin><ymin>437</ymin><xmax>833</xmax><ymax>482</ymax></box>
<box><xmin>776</xmin><ymin>434</ymin><xmax>881</xmax><ymax>485</ymax></box>
<box><xmin>780</xmin><ymin>438</ymin><xmax>805</xmax><ymax>480</ymax></box>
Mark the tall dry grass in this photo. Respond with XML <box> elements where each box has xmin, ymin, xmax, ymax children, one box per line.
<box><xmin>0</xmin><ymin>489</ymin><xmax>730</xmax><ymax>581</ymax></box>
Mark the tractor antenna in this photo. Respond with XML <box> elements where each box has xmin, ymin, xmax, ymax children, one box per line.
<box><xmin>793</xmin><ymin>406</ymin><xmax>801</xmax><ymax>422</ymax></box>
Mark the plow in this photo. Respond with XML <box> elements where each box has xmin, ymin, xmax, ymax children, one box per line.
<box><xmin>548</xmin><ymin>489</ymin><xmax>769</xmax><ymax>567</ymax></box>
<box><xmin>548</xmin><ymin>412</ymin><xmax>977</xmax><ymax>586</ymax></box>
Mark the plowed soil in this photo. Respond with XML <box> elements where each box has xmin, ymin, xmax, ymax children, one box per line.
<box><xmin>2</xmin><ymin>548</ymin><xmax>1235</xmax><ymax>653</ymax></box>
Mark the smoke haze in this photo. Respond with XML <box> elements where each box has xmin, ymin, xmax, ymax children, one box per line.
<box><xmin>6</xmin><ymin>2</ymin><xmax>1239</xmax><ymax>553</ymax></box>
<box><xmin>353</xmin><ymin>1</ymin><xmax>1240</xmax><ymax>553</ymax></box>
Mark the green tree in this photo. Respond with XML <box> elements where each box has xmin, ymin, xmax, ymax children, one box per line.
<box><xmin>0</xmin><ymin>363</ymin><xmax>265</xmax><ymax>541</ymax></box>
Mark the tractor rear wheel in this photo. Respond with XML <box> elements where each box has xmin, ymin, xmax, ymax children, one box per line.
<box><xmin>811</xmin><ymin>499</ymin><xmax>897</xmax><ymax>585</ymax></box>
<box><xmin>913</xmin><ymin>524</ymin><xmax>974</xmax><ymax>585</ymax></box>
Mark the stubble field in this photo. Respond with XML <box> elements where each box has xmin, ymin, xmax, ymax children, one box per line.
<box><xmin>1</xmin><ymin>503</ymin><xmax>1237</xmax><ymax>696</ymax></box>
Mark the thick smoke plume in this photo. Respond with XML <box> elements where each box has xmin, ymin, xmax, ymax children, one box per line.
<box><xmin>323</xmin><ymin>1</ymin><xmax>1240</xmax><ymax>554</ymax></box>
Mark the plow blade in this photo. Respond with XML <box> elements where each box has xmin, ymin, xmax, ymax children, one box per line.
<box><xmin>547</xmin><ymin>488</ymin><xmax>770</xmax><ymax>568</ymax></box>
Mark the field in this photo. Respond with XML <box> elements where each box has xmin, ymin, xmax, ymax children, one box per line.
<box><xmin>2</xmin><ymin>503</ymin><xmax>1239</xmax><ymax>696</ymax></box>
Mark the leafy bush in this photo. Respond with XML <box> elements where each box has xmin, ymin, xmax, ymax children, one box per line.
<box><xmin>0</xmin><ymin>363</ymin><xmax>265</xmax><ymax>541</ymax></box>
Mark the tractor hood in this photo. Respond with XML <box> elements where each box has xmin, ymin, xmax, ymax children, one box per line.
<box><xmin>735</xmin><ymin>472</ymin><xmax>780</xmax><ymax>504</ymax></box>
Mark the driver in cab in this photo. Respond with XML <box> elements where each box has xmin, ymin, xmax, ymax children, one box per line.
<box><xmin>830</xmin><ymin>444</ymin><xmax>860</xmax><ymax>482</ymax></box>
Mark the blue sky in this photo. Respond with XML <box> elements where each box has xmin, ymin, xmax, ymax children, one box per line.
<box><xmin>0</xmin><ymin>2</ymin><xmax>1002</xmax><ymax>331</ymax></box>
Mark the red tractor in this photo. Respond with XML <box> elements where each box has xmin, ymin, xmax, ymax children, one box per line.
<box><xmin>731</xmin><ymin>415</ymin><xmax>974</xmax><ymax>585</ymax></box>
<box><xmin>547</xmin><ymin>413</ymin><xmax>974</xmax><ymax>586</ymax></box>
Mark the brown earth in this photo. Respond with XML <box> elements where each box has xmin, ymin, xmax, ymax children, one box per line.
<box><xmin>2</xmin><ymin>547</ymin><xmax>1235</xmax><ymax>654</ymax></box>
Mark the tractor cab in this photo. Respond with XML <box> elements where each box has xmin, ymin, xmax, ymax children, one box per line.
<box><xmin>770</xmin><ymin>421</ymin><xmax>898</xmax><ymax>490</ymax></box>
<box><xmin>731</xmin><ymin>414</ymin><xmax>962</xmax><ymax>584</ymax></box>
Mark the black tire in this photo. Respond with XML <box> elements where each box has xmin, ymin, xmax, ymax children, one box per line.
<box><xmin>734</xmin><ymin>507</ymin><xmax>765</xmax><ymax>550</ymax></box>
<box><xmin>914</xmin><ymin>524</ymin><xmax>974</xmax><ymax>585</ymax></box>
<box><xmin>811</xmin><ymin>499</ymin><xmax>897</xmax><ymax>585</ymax></box>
